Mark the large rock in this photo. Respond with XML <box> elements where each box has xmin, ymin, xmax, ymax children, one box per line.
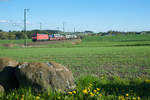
<box><xmin>0</xmin><ymin>58</ymin><xmax>18</xmax><ymax>70</ymax></box>
<box><xmin>0</xmin><ymin>58</ymin><xmax>19</xmax><ymax>90</ymax></box>
<box><xmin>0</xmin><ymin>84</ymin><xmax>4</xmax><ymax>93</ymax></box>
<box><xmin>15</xmin><ymin>62</ymin><xmax>76</xmax><ymax>91</ymax></box>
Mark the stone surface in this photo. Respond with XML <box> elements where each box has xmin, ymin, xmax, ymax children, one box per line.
<box><xmin>0</xmin><ymin>58</ymin><xmax>18</xmax><ymax>70</ymax></box>
<box><xmin>0</xmin><ymin>58</ymin><xmax>19</xmax><ymax>90</ymax></box>
<box><xmin>0</xmin><ymin>84</ymin><xmax>4</xmax><ymax>93</ymax></box>
<box><xmin>15</xmin><ymin>62</ymin><xmax>76</xmax><ymax>91</ymax></box>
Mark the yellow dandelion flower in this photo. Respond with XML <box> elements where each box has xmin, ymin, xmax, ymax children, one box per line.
<box><xmin>132</xmin><ymin>97</ymin><xmax>136</xmax><ymax>100</ymax></box>
<box><xmin>118</xmin><ymin>96</ymin><xmax>124</xmax><ymax>100</ymax></box>
<box><xmin>20</xmin><ymin>98</ymin><xmax>24</xmax><ymax>100</ymax></box>
<box><xmin>97</xmin><ymin>92</ymin><xmax>99</xmax><ymax>94</ymax></box>
<box><xmin>137</xmin><ymin>97</ymin><xmax>140</xmax><ymax>100</ymax></box>
<box><xmin>93</xmin><ymin>90</ymin><xmax>97</xmax><ymax>93</ymax></box>
<box><xmin>73</xmin><ymin>91</ymin><xmax>76</xmax><ymax>94</ymax></box>
<box><xmin>118</xmin><ymin>96</ymin><xmax>121</xmax><ymax>99</ymax></box>
<box><xmin>125</xmin><ymin>97</ymin><xmax>129</xmax><ymax>100</ymax></box>
<box><xmin>82</xmin><ymin>89</ymin><xmax>88</xmax><ymax>94</ymax></box>
<box><xmin>125</xmin><ymin>93</ymin><xmax>129</xmax><ymax>97</ymax></box>
<box><xmin>145</xmin><ymin>79</ymin><xmax>150</xmax><ymax>83</ymax></box>
<box><xmin>96</xmin><ymin>88</ymin><xmax>100</xmax><ymax>91</ymax></box>
<box><xmin>68</xmin><ymin>92</ymin><xmax>73</xmax><ymax>95</ymax></box>
<box><xmin>90</xmin><ymin>93</ymin><xmax>94</xmax><ymax>97</ymax></box>
<box><xmin>36</xmin><ymin>96</ymin><xmax>40</xmax><ymax>100</ymax></box>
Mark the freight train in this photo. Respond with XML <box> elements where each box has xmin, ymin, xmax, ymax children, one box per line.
<box><xmin>32</xmin><ymin>33</ymin><xmax>77</xmax><ymax>42</ymax></box>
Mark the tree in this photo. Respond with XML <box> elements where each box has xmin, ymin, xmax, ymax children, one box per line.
<box><xmin>0</xmin><ymin>32</ymin><xmax>8</xmax><ymax>39</ymax></box>
<box><xmin>84</xmin><ymin>31</ymin><xmax>94</xmax><ymax>33</ymax></box>
<box><xmin>0</xmin><ymin>29</ymin><xmax>3</xmax><ymax>32</ymax></box>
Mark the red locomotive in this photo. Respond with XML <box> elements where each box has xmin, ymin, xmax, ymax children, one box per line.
<box><xmin>32</xmin><ymin>33</ymin><xmax>66</xmax><ymax>42</ymax></box>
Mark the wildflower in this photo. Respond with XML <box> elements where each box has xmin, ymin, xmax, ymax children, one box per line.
<box><xmin>125</xmin><ymin>96</ymin><xmax>129</xmax><ymax>100</ymax></box>
<box><xmin>36</xmin><ymin>96</ymin><xmax>40</xmax><ymax>100</ymax></box>
<box><xmin>82</xmin><ymin>89</ymin><xmax>88</xmax><ymax>94</ymax></box>
<box><xmin>20</xmin><ymin>95</ymin><xmax>24</xmax><ymax>100</ymax></box>
<box><xmin>97</xmin><ymin>92</ymin><xmax>99</xmax><ymax>94</ymax></box>
<box><xmin>90</xmin><ymin>93</ymin><xmax>94</xmax><ymax>97</ymax></box>
<box><xmin>68</xmin><ymin>92</ymin><xmax>73</xmax><ymax>95</ymax></box>
<box><xmin>96</xmin><ymin>88</ymin><xmax>100</xmax><ymax>91</ymax></box>
<box><xmin>73</xmin><ymin>90</ymin><xmax>76</xmax><ymax>94</ymax></box>
<box><xmin>125</xmin><ymin>93</ymin><xmax>129</xmax><ymax>97</ymax></box>
<box><xmin>137</xmin><ymin>97</ymin><xmax>140</xmax><ymax>100</ymax></box>
<box><xmin>93</xmin><ymin>90</ymin><xmax>97</xmax><ymax>93</ymax></box>
<box><xmin>118</xmin><ymin>96</ymin><xmax>124</xmax><ymax>100</ymax></box>
<box><xmin>132</xmin><ymin>97</ymin><xmax>136</xmax><ymax>100</ymax></box>
<box><xmin>118</xmin><ymin>96</ymin><xmax>122</xmax><ymax>99</ymax></box>
<box><xmin>20</xmin><ymin>98</ymin><xmax>24</xmax><ymax>100</ymax></box>
<box><xmin>145</xmin><ymin>79</ymin><xmax>150</xmax><ymax>83</ymax></box>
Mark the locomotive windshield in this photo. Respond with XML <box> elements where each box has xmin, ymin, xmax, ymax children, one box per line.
<box><xmin>32</xmin><ymin>34</ymin><xmax>37</xmax><ymax>37</ymax></box>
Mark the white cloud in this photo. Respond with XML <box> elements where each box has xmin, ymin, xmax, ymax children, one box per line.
<box><xmin>0</xmin><ymin>20</ymin><xmax>9</xmax><ymax>23</ymax></box>
<box><xmin>0</xmin><ymin>19</ymin><xmax>32</xmax><ymax>25</ymax></box>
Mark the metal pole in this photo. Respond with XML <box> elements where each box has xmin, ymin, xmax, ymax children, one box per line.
<box><xmin>56</xmin><ymin>27</ymin><xmax>59</xmax><ymax>34</ymax></box>
<box><xmin>24</xmin><ymin>9</ymin><xmax>27</xmax><ymax>47</ymax></box>
<box><xmin>74</xmin><ymin>27</ymin><xmax>76</xmax><ymax>33</ymax></box>
<box><xmin>24</xmin><ymin>8</ymin><xmax>29</xmax><ymax>47</ymax></box>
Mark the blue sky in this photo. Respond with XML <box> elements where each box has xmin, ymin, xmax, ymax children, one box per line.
<box><xmin>0</xmin><ymin>0</ymin><xmax>150</xmax><ymax>32</ymax></box>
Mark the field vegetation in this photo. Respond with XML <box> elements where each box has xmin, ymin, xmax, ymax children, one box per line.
<box><xmin>0</xmin><ymin>34</ymin><xmax>150</xmax><ymax>99</ymax></box>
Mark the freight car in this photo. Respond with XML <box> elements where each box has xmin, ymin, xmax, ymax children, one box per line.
<box><xmin>32</xmin><ymin>33</ymin><xmax>76</xmax><ymax>42</ymax></box>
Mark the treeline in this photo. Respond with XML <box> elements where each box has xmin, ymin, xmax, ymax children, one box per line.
<box><xmin>0</xmin><ymin>29</ymin><xmax>150</xmax><ymax>40</ymax></box>
<box><xmin>98</xmin><ymin>30</ymin><xmax>150</xmax><ymax>36</ymax></box>
<box><xmin>0</xmin><ymin>30</ymin><xmax>61</xmax><ymax>40</ymax></box>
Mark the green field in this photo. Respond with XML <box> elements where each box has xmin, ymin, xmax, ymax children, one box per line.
<box><xmin>0</xmin><ymin>34</ymin><xmax>150</xmax><ymax>99</ymax></box>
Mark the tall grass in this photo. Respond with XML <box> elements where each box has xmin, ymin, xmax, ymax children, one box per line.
<box><xmin>82</xmin><ymin>34</ymin><xmax>150</xmax><ymax>42</ymax></box>
<box><xmin>1</xmin><ymin>76</ymin><xmax>150</xmax><ymax>100</ymax></box>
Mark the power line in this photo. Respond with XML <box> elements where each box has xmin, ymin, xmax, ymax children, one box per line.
<box><xmin>40</xmin><ymin>22</ymin><xmax>42</xmax><ymax>30</ymax></box>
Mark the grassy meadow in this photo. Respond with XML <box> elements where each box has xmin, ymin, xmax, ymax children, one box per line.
<box><xmin>0</xmin><ymin>34</ymin><xmax>150</xmax><ymax>99</ymax></box>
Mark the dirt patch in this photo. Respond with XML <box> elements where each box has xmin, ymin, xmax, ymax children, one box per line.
<box><xmin>2</xmin><ymin>43</ymin><xmax>15</xmax><ymax>48</ymax></box>
<box><xmin>19</xmin><ymin>39</ymin><xmax>81</xmax><ymax>47</ymax></box>
<box><xmin>71</xmin><ymin>39</ymin><xmax>82</xmax><ymax>45</ymax></box>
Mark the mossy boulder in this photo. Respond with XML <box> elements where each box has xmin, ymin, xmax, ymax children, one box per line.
<box><xmin>0</xmin><ymin>84</ymin><xmax>4</xmax><ymax>94</ymax></box>
<box><xmin>15</xmin><ymin>62</ymin><xmax>76</xmax><ymax>91</ymax></box>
